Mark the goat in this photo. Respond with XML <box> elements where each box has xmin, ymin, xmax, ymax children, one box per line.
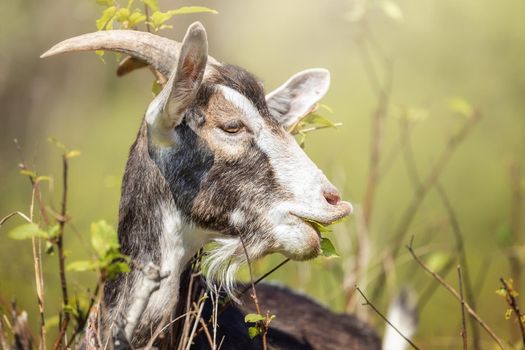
<box><xmin>42</xmin><ymin>22</ymin><xmax>412</xmax><ymax>349</ymax></box>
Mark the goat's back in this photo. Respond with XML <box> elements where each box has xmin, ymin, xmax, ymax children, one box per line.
<box><xmin>193</xmin><ymin>283</ymin><xmax>381</xmax><ymax>350</ymax></box>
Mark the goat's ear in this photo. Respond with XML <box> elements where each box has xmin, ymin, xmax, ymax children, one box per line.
<box><xmin>146</xmin><ymin>22</ymin><xmax>208</xmax><ymax>145</ymax></box>
<box><xmin>266</xmin><ymin>69</ymin><xmax>330</xmax><ymax>131</ymax></box>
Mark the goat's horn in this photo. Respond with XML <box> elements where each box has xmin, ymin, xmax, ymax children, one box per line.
<box><xmin>41</xmin><ymin>30</ymin><xmax>219</xmax><ymax>78</ymax></box>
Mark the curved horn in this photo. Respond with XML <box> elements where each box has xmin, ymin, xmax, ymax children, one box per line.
<box><xmin>41</xmin><ymin>29</ymin><xmax>219</xmax><ymax>78</ymax></box>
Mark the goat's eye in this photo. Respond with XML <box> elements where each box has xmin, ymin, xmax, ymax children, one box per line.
<box><xmin>220</xmin><ymin>121</ymin><xmax>245</xmax><ymax>134</ymax></box>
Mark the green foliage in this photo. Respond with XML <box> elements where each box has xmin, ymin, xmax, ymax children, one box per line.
<box><xmin>247</xmin><ymin>326</ymin><xmax>261</xmax><ymax>339</ymax></box>
<box><xmin>291</xmin><ymin>104</ymin><xmax>340</xmax><ymax>148</ymax></box>
<box><xmin>67</xmin><ymin>220</ymin><xmax>130</xmax><ymax>281</ymax></box>
<box><xmin>425</xmin><ymin>252</ymin><xmax>449</xmax><ymax>272</ymax></box>
<box><xmin>244</xmin><ymin>313</ymin><xmax>266</xmax><ymax>323</ymax></box>
<box><xmin>8</xmin><ymin>223</ymin><xmax>48</xmax><ymax>240</ymax></box>
<box><xmin>147</xmin><ymin>7</ymin><xmax>218</xmax><ymax>31</ymax></box>
<box><xmin>94</xmin><ymin>0</ymin><xmax>217</xmax><ymax>32</ymax></box>
<box><xmin>320</xmin><ymin>237</ymin><xmax>339</xmax><ymax>258</ymax></box>
<box><xmin>244</xmin><ymin>313</ymin><xmax>276</xmax><ymax>339</ymax></box>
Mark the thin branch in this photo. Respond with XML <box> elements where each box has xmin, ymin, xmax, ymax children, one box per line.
<box><xmin>355</xmin><ymin>286</ymin><xmax>420</xmax><ymax>350</ymax></box>
<box><xmin>401</xmin><ymin>118</ymin><xmax>480</xmax><ymax>348</ymax></box>
<box><xmin>239</xmin><ymin>237</ymin><xmax>267</xmax><ymax>350</ymax></box>
<box><xmin>500</xmin><ymin>278</ymin><xmax>525</xmax><ymax>347</ymax></box>
<box><xmin>436</xmin><ymin>184</ymin><xmax>480</xmax><ymax>348</ymax></box>
<box><xmin>508</xmin><ymin>161</ymin><xmax>522</xmax><ymax>297</ymax></box>
<box><xmin>239</xmin><ymin>258</ymin><xmax>290</xmax><ymax>296</ymax></box>
<box><xmin>372</xmin><ymin>112</ymin><xmax>481</xmax><ymax>300</ymax></box>
<box><xmin>457</xmin><ymin>266</ymin><xmax>467</xmax><ymax>350</ymax></box>
<box><xmin>184</xmin><ymin>301</ymin><xmax>206</xmax><ymax>350</ymax></box>
<box><xmin>407</xmin><ymin>238</ymin><xmax>505</xmax><ymax>349</ymax></box>
<box><xmin>52</xmin><ymin>155</ymin><xmax>71</xmax><ymax>350</ymax></box>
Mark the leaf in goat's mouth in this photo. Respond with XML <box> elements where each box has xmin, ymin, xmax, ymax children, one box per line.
<box><xmin>300</xmin><ymin>217</ymin><xmax>347</xmax><ymax>258</ymax></box>
<box><xmin>320</xmin><ymin>237</ymin><xmax>339</xmax><ymax>258</ymax></box>
<box><xmin>302</xmin><ymin>217</ymin><xmax>347</xmax><ymax>234</ymax></box>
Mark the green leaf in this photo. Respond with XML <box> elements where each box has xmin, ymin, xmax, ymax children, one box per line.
<box><xmin>320</xmin><ymin>237</ymin><xmax>339</xmax><ymax>258</ymax></box>
<box><xmin>115</xmin><ymin>8</ymin><xmax>130</xmax><ymax>22</ymax></box>
<box><xmin>63</xmin><ymin>304</ymin><xmax>79</xmax><ymax>318</ymax></box>
<box><xmin>96</xmin><ymin>6</ymin><xmax>117</xmax><ymax>31</ymax></box>
<box><xmin>128</xmin><ymin>10</ymin><xmax>147</xmax><ymax>27</ymax></box>
<box><xmin>303</xmin><ymin>218</ymin><xmax>333</xmax><ymax>234</ymax></box>
<box><xmin>318</xmin><ymin>103</ymin><xmax>334</xmax><ymax>114</ymax></box>
<box><xmin>45</xmin><ymin>241</ymin><xmax>55</xmax><ymax>255</ymax></box>
<box><xmin>91</xmin><ymin>220</ymin><xmax>119</xmax><ymax>257</ymax></box>
<box><xmin>47</xmin><ymin>224</ymin><xmax>60</xmax><ymax>238</ymax></box>
<box><xmin>447</xmin><ymin>97</ymin><xmax>474</xmax><ymax>118</ymax></box>
<box><xmin>141</xmin><ymin>0</ymin><xmax>159</xmax><ymax>11</ymax></box>
<box><xmin>48</xmin><ymin>137</ymin><xmax>66</xmax><ymax>151</ymax></box>
<box><xmin>106</xmin><ymin>261</ymin><xmax>130</xmax><ymax>280</ymax></box>
<box><xmin>248</xmin><ymin>326</ymin><xmax>261</xmax><ymax>339</ymax></box>
<box><xmin>300</xmin><ymin>113</ymin><xmax>336</xmax><ymax>128</ymax></box>
<box><xmin>19</xmin><ymin>169</ymin><xmax>37</xmax><ymax>180</ymax></box>
<box><xmin>152</xmin><ymin>80</ymin><xmax>162</xmax><ymax>96</ymax></box>
<box><xmin>65</xmin><ymin>150</ymin><xmax>81</xmax><ymax>159</ymax></box>
<box><xmin>8</xmin><ymin>223</ymin><xmax>48</xmax><ymax>240</ymax></box>
<box><xmin>426</xmin><ymin>252</ymin><xmax>449</xmax><ymax>272</ymax></box>
<box><xmin>244</xmin><ymin>313</ymin><xmax>265</xmax><ymax>323</ymax></box>
<box><xmin>148</xmin><ymin>7</ymin><xmax>218</xmax><ymax>31</ymax></box>
<box><xmin>67</xmin><ymin>260</ymin><xmax>98</xmax><ymax>272</ymax></box>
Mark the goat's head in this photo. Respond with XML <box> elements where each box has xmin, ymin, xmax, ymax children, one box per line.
<box><xmin>43</xmin><ymin>22</ymin><xmax>352</xmax><ymax>290</ymax></box>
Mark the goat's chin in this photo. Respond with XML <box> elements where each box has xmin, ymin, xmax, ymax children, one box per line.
<box><xmin>275</xmin><ymin>222</ymin><xmax>321</xmax><ymax>261</ymax></box>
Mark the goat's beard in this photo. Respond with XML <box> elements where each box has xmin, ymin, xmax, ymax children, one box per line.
<box><xmin>202</xmin><ymin>235</ymin><xmax>266</xmax><ymax>302</ymax></box>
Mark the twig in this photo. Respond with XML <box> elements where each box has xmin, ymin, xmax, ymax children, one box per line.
<box><xmin>239</xmin><ymin>237</ymin><xmax>267</xmax><ymax>350</ymax></box>
<box><xmin>239</xmin><ymin>258</ymin><xmax>290</xmax><ymax>296</ymax></box>
<box><xmin>500</xmin><ymin>278</ymin><xmax>525</xmax><ymax>347</ymax></box>
<box><xmin>355</xmin><ymin>286</ymin><xmax>420</xmax><ymax>350</ymax></box>
<box><xmin>457</xmin><ymin>266</ymin><xmax>467</xmax><ymax>350</ymax></box>
<box><xmin>52</xmin><ymin>154</ymin><xmax>71</xmax><ymax>350</ymax></box>
<box><xmin>184</xmin><ymin>301</ymin><xmax>206</xmax><ymax>350</ymax></box>
<box><xmin>372</xmin><ymin>112</ymin><xmax>481</xmax><ymax>300</ymax></box>
<box><xmin>401</xmin><ymin>119</ymin><xmax>481</xmax><ymax>348</ymax></box>
<box><xmin>352</xmin><ymin>32</ymin><xmax>394</xmax><ymax>310</ymax></box>
<box><xmin>436</xmin><ymin>184</ymin><xmax>480</xmax><ymax>348</ymax></box>
<box><xmin>508</xmin><ymin>161</ymin><xmax>522</xmax><ymax>297</ymax></box>
<box><xmin>198</xmin><ymin>317</ymin><xmax>214</xmax><ymax>349</ymax></box>
<box><xmin>407</xmin><ymin>237</ymin><xmax>505</xmax><ymax>349</ymax></box>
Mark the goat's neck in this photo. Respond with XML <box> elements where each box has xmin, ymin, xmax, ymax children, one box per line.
<box><xmin>104</xmin><ymin>122</ymin><xmax>209</xmax><ymax>341</ymax></box>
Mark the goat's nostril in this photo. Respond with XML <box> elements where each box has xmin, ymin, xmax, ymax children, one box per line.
<box><xmin>323</xmin><ymin>190</ymin><xmax>341</xmax><ymax>206</ymax></box>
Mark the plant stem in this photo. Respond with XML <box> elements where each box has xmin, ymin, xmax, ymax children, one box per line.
<box><xmin>407</xmin><ymin>238</ymin><xmax>505</xmax><ymax>349</ymax></box>
<box><xmin>52</xmin><ymin>154</ymin><xmax>70</xmax><ymax>350</ymax></box>
<box><xmin>355</xmin><ymin>286</ymin><xmax>420</xmax><ymax>350</ymax></box>
<box><xmin>457</xmin><ymin>266</ymin><xmax>468</xmax><ymax>350</ymax></box>
<box><xmin>500</xmin><ymin>278</ymin><xmax>525</xmax><ymax>347</ymax></box>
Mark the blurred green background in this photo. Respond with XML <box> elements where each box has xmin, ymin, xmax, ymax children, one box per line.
<box><xmin>1</xmin><ymin>0</ymin><xmax>524</xmax><ymax>348</ymax></box>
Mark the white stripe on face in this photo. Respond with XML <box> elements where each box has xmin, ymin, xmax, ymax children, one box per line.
<box><xmin>217</xmin><ymin>84</ymin><xmax>335</xmax><ymax>217</ymax></box>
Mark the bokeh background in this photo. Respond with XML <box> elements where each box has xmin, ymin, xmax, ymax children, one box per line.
<box><xmin>1</xmin><ymin>0</ymin><xmax>524</xmax><ymax>348</ymax></box>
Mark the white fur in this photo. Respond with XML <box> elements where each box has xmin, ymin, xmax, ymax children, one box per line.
<box><xmin>229</xmin><ymin>208</ymin><xmax>246</xmax><ymax>228</ymax></box>
<box><xmin>137</xmin><ymin>203</ymin><xmax>210</xmax><ymax>323</ymax></box>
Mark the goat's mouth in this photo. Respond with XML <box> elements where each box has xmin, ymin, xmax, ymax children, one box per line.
<box><xmin>290</xmin><ymin>200</ymin><xmax>353</xmax><ymax>227</ymax></box>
